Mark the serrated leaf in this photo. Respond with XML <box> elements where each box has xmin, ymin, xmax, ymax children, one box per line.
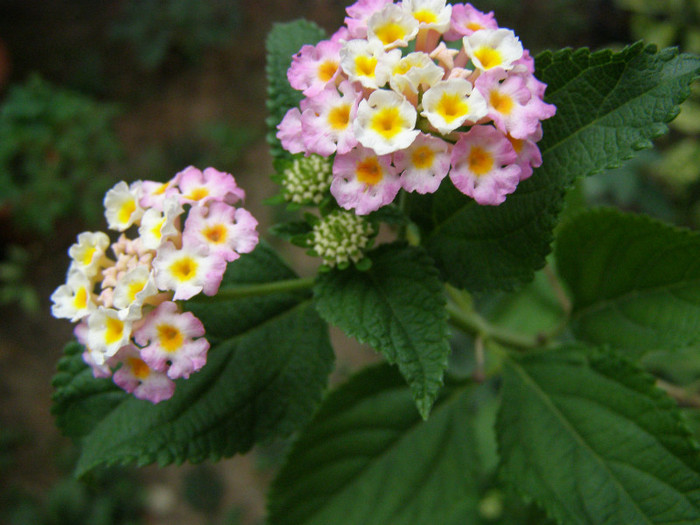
<box><xmin>498</xmin><ymin>346</ymin><xmax>700</xmax><ymax>525</ymax></box>
<box><xmin>267</xmin><ymin>364</ymin><xmax>479</xmax><ymax>525</ymax></box>
<box><xmin>313</xmin><ymin>244</ymin><xmax>450</xmax><ymax>419</ymax></box>
<box><xmin>265</xmin><ymin>20</ymin><xmax>326</xmax><ymax>161</ymax></box>
<box><xmin>556</xmin><ymin>208</ymin><xmax>700</xmax><ymax>355</ymax></box>
<box><xmin>52</xmin><ymin>243</ymin><xmax>334</xmax><ymax>477</ymax></box>
<box><xmin>411</xmin><ymin>43</ymin><xmax>700</xmax><ymax>292</ymax></box>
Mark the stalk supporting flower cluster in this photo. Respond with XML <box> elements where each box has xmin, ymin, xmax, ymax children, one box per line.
<box><xmin>277</xmin><ymin>0</ymin><xmax>556</xmax><ymax>213</ymax></box>
<box><xmin>51</xmin><ymin>167</ymin><xmax>259</xmax><ymax>402</ymax></box>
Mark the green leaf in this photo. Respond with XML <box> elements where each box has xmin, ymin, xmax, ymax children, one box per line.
<box><xmin>52</xmin><ymin>243</ymin><xmax>334</xmax><ymax>477</ymax></box>
<box><xmin>265</xmin><ymin>19</ymin><xmax>326</xmax><ymax>161</ymax></box>
<box><xmin>267</xmin><ymin>364</ymin><xmax>479</xmax><ymax>525</ymax></box>
<box><xmin>411</xmin><ymin>43</ymin><xmax>700</xmax><ymax>292</ymax></box>
<box><xmin>498</xmin><ymin>346</ymin><xmax>700</xmax><ymax>525</ymax></box>
<box><xmin>313</xmin><ymin>243</ymin><xmax>450</xmax><ymax>419</ymax></box>
<box><xmin>556</xmin><ymin>208</ymin><xmax>700</xmax><ymax>354</ymax></box>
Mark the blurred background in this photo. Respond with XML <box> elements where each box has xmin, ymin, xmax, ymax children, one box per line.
<box><xmin>0</xmin><ymin>0</ymin><xmax>698</xmax><ymax>524</ymax></box>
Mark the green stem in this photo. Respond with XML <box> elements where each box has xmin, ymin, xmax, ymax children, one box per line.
<box><xmin>192</xmin><ymin>276</ymin><xmax>315</xmax><ymax>303</ymax></box>
<box><xmin>446</xmin><ymin>303</ymin><xmax>540</xmax><ymax>350</ymax></box>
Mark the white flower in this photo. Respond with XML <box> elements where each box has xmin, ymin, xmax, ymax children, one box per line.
<box><xmin>340</xmin><ymin>39</ymin><xmax>393</xmax><ymax>89</ymax></box>
<box><xmin>153</xmin><ymin>242</ymin><xmax>227</xmax><ymax>300</ymax></box>
<box><xmin>388</xmin><ymin>51</ymin><xmax>444</xmax><ymax>96</ymax></box>
<box><xmin>67</xmin><ymin>231</ymin><xmax>110</xmax><ymax>278</ymax></box>
<box><xmin>50</xmin><ymin>270</ymin><xmax>96</xmax><ymax>322</ymax></box>
<box><xmin>367</xmin><ymin>4</ymin><xmax>419</xmax><ymax>49</ymax></box>
<box><xmin>104</xmin><ymin>181</ymin><xmax>144</xmax><ymax>231</ymax></box>
<box><xmin>112</xmin><ymin>266</ymin><xmax>159</xmax><ymax>321</ymax></box>
<box><xmin>354</xmin><ymin>89</ymin><xmax>419</xmax><ymax>155</ymax></box>
<box><xmin>421</xmin><ymin>78</ymin><xmax>488</xmax><ymax>134</ymax></box>
<box><xmin>463</xmin><ymin>28</ymin><xmax>523</xmax><ymax>71</ymax></box>
<box><xmin>87</xmin><ymin>307</ymin><xmax>133</xmax><ymax>363</ymax></box>
<box><xmin>402</xmin><ymin>0</ymin><xmax>452</xmax><ymax>33</ymax></box>
<box><xmin>138</xmin><ymin>196</ymin><xmax>183</xmax><ymax>251</ymax></box>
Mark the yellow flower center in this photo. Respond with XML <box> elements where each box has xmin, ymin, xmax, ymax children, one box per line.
<box><xmin>413</xmin><ymin>9</ymin><xmax>438</xmax><ymax>25</ymax></box>
<box><xmin>355</xmin><ymin>55</ymin><xmax>378</xmax><ymax>78</ymax></box>
<box><xmin>370</xmin><ymin>106</ymin><xmax>404</xmax><ymax>139</ymax></box>
<box><xmin>157</xmin><ymin>324</ymin><xmax>184</xmax><ymax>352</ymax></box>
<box><xmin>129</xmin><ymin>357</ymin><xmax>150</xmax><ymax>379</ymax></box>
<box><xmin>171</xmin><ymin>257</ymin><xmax>198</xmax><ymax>282</ymax></box>
<box><xmin>436</xmin><ymin>92</ymin><xmax>469</xmax><ymax>123</ymax></box>
<box><xmin>467</xmin><ymin>22</ymin><xmax>484</xmax><ymax>32</ymax></box>
<box><xmin>74</xmin><ymin>286</ymin><xmax>88</xmax><ymax>310</ymax></box>
<box><xmin>508</xmin><ymin>136</ymin><xmax>523</xmax><ymax>153</ymax></box>
<box><xmin>474</xmin><ymin>47</ymin><xmax>503</xmax><ymax>70</ymax></box>
<box><xmin>468</xmin><ymin>146</ymin><xmax>494</xmax><ymax>176</ymax></box>
<box><xmin>411</xmin><ymin>146</ymin><xmax>435</xmax><ymax>169</ymax></box>
<box><xmin>490</xmin><ymin>91</ymin><xmax>514</xmax><ymax>115</ymax></box>
<box><xmin>151</xmin><ymin>217</ymin><xmax>165</xmax><ymax>240</ymax></box>
<box><xmin>81</xmin><ymin>246</ymin><xmax>96</xmax><ymax>266</ymax></box>
<box><xmin>105</xmin><ymin>317</ymin><xmax>124</xmax><ymax>345</ymax></box>
<box><xmin>356</xmin><ymin>157</ymin><xmax>383</xmax><ymax>186</ymax></box>
<box><xmin>127</xmin><ymin>280</ymin><xmax>146</xmax><ymax>303</ymax></box>
<box><xmin>318</xmin><ymin>60</ymin><xmax>339</xmax><ymax>82</ymax></box>
<box><xmin>203</xmin><ymin>224</ymin><xmax>228</xmax><ymax>244</ymax></box>
<box><xmin>375</xmin><ymin>22</ymin><xmax>407</xmax><ymax>46</ymax></box>
<box><xmin>328</xmin><ymin>104</ymin><xmax>351</xmax><ymax>130</ymax></box>
<box><xmin>118</xmin><ymin>199</ymin><xmax>136</xmax><ymax>225</ymax></box>
<box><xmin>187</xmin><ymin>187</ymin><xmax>209</xmax><ymax>201</ymax></box>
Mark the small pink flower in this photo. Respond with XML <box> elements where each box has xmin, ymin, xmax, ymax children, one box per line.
<box><xmin>345</xmin><ymin>0</ymin><xmax>394</xmax><ymax>39</ymax></box>
<box><xmin>277</xmin><ymin>107</ymin><xmax>306</xmax><ymax>154</ymax></box>
<box><xmin>508</xmin><ymin>135</ymin><xmax>542</xmax><ymax>181</ymax></box>
<box><xmin>134</xmin><ymin>301</ymin><xmax>209</xmax><ymax>380</ymax></box>
<box><xmin>175</xmin><ymin>166</ymin><xmax>245</xmax><ymax>206</ymax></box>
<box><xmin>449</xmin><ymin>125</ymin><xmax>521</xmax><ymax>205</ymax></box>
<box><xmin>476</xmin><ymin>67</ymin><xmax>536</xmax><ymax>139</ymax></box>
<box><xmin>300</xmin><ymin>81</ymin><xmax>361</xmax><ymax>157</ymax></box>
<box><xmin>113</xmin><ymin>345</ymin><xmax>175</xmax><ymax>403</ymax></box>
<box><xmin>153</xmin><ymin>241</ymin><xmax>227</xmax><ymax>300</ymax></box>
<box><xmin>288</xmin><ymin>39</ymin><xmax>343</xmax><ymax>97</ymax></box>
<box><xmin>394</xmin><ymin>133</ymin><xmax>452</xmax><ymax>194</ymax></box>
<box><xmin>444</xmin><ymin>3</ymin><xmax>498</xmax><ymax>41</ymax></box>
<box><xmin>183</xmin><ymin>201</ymin><xmax>259</xmax><ymax>263</ymax></box>
<box><xmin>331</xmin><ymin>146</ymin><xmax>400</xmax><ymax>214</ymax></box>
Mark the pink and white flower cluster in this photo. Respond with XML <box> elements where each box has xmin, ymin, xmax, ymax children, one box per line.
<box><xmin>51</xmin><ymin>167</ymin><xmax>259</xmax><ymax>403</ymax></box>
<box><xmin>277</xmin><ymin>0</ymin><xmax>555</xmax><ymax>213</ymax></box>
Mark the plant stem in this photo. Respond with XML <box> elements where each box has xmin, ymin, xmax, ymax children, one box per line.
<box><xmin>445</xmin><ymin>302</ymin><xmax>540</xmax><ymax>350</ymax></box>
<box><xmin>192</xmin><ymin>276</ymin><xmax>315</xmax><ymax>303</ymax></box>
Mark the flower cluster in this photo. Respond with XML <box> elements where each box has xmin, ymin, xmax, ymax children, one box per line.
<box><xmin>277</xmin><ymin>0</ymin><xmax>555</xmax><ymax>213</ymax></box>
<box><xmin>51</xmin><ymin>167</ymin><xmax>259</xmax><ymax>403</ymax></box>
<box><xmin>309</xmin><ymin>210</ymin><xmax>375</xmax><ymax>269</ymax></box>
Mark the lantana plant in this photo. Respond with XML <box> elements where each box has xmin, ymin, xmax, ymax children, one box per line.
<box><xmin>52</xmin><ymin>1</ymin><xmax>700</xmax><ymax>523</ymax></box>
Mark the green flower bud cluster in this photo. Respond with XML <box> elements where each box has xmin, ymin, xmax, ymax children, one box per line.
<box><xmin>310</xmin><ymin>210</ymin><xmax>374</xmax><ymax>269</ymax></box>
<box><xmin>281</xmin><ymin>154</ymin><xmax>332</xmax><ymax>205</ymax></box>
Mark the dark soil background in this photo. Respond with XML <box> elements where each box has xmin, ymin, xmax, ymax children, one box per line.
<box><xmin>0</xmin><ymin>1</ymin><xmax>629</xmax><ymax>523</ymax></box>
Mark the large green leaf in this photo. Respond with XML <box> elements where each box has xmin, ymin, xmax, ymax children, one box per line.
<box><xmin>265</xmin><ymin>19</ymin><xmax>326</xmax><ymax>162</ymax></box>
<box><xmin>52</xmin><ymin>243</ymin><xmax>334</xmax><ymax>477</ymax></box>
<box><xmin>498</xmin><ymin>346</ymin><xmax>700</xmax><ymax>525</ymax></box>
<box><xmin>555</xmin><ymin>208</ymin><xmax>700</xmax><ymax>354</ymax></box>
<box><xmin>411</xmin><ymin>43</ymin><xmax>700</xmax><ymax>292</ymax></box>
<box><xmin>267</xmin><ymin>364</ymin><xmax>479</xmax><ymax>525</ymax></box>
<box><xmin>313</xmin><ymin>243</ymin><xmax>450</xmax><ymax>419</ymax></box>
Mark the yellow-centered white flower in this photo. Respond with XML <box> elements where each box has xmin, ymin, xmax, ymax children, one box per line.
<box><xmin>388</xmin><ymin>51</ymin><xmax>444</xmax><ymax>95</ymax></box>
<box><xmin>354</xmin><ymin>89</ymin><xmax>420</xmax><ymax>155</ymax></box>
<box><xmin>104</xmin><ymin>181</ymin><xmax>144</xmax><ymax>231</ymax></box>
<box><xmin>87</xmin><ymin>307</ymin><xmax>133</xmax><ymax>363</ymax></box>
<box><xmin>68</xmin><ymin>231</ymin><xmax>110</xmax><ymax>278</ymax></box>
<box><xmin>138</xmin><ymin>196</ymin><xmax>183</xmax><ymax>251</ymax></box>
<box><xmin>50</xmin><ymin>270</ymin><xmax>96</xmax><ymax>322</ymax></box>
<box><xmin>463</xmin><ymin>29</ymin><xmax>523</xmax><ymax>71</ymax></box>
<box><xmin>402</xmin><ymin>0</ymin><xmax>452</xmax><ymax>33</ymax></box>
<box><xmin>421</xmin><ymin>78</ymin><xmax>488</xmax><ymax>134</ymax></box>
<box><xmin>113</xmin><ymin>266</ymin><xmax>159</xmax><ymax>321</ymax></box>
<box><xmin>367</xmin><ymin>4</ymin><xmax>419</xmax><ymax>49</ymax></box>
<box><xmin>340</xmin><ymin>39</ymin><xmax>392</xmax><ymax>90</ymax></box>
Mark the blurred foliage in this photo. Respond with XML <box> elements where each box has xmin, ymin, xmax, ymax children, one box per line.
<box><xmin>111</xmin><ymin>0</ymin><xmax>241</xmax><ymax>69</ymax></box>
<box><xmin>0</xmin><ymin>74</ymin><xmax>121</xmax><ymax>236</ymax></box>
<box><xmin>0</xmin><ymin>244</ymin><xmax>39</xmax><ymax>312</ymax></box>
<box><xmin>182</xmin><ymin>465</ymin><xmax>224</xmax><ymax>518</ymax></box>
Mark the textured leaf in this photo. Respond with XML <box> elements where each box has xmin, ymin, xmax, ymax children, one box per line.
<box><xmin>556</xmin><ymin>208</ymin><xmax>700</xmax><ymax>354</ymax></box>
<box><xmin>411</xmin><ymin>43</ymin><xmax>700</xmax><ymax>292</ymax></box>
<box><xmin>52</xmin><ymin>243</ymin><xmax>334</xmax><ymax>476</ymax></box>
<box><xmin>498</xmin><ymin>346</ymin><xmax>700</xmax><ymax>525</ymax></box>
<box><xmin>267</xmin><ymin>364</ymin><xmax>479</xmax><ymax>525</ymax></box>
<box><xmin>313</xmin><ymin>243</ymin><xmax>450</xmax><ymax>419</ymax></box>
<box><xmin>265</xmin><ymin>19</ymin><xmax>326</xmax><ymax>161</ymax></box>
